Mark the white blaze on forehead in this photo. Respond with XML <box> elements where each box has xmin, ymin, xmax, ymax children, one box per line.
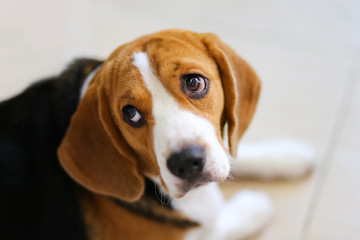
<box><xmin>132</xmin><ymin>52</ymin><xmax>229</xmax><ymax>197</ymax></box>
<box><xmin>132</xmin><ymin>52</ymin><xmax>179</xmax><ymax>119</ymax></box>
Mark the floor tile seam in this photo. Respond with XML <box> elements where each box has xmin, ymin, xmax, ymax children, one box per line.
<box><xmin>298</xmin><ymin>47</ymin><xmax>360</xmax><ymax>240</ymax></box>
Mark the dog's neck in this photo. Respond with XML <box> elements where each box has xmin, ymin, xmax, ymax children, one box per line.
<box><xmin>112</xmin><ymin>178</ymin><xmax>198</xmax><ymax>228</ymax></box>
<box><xmin>77</xmin><ymin>178</ymin><xmax>198</xmax><ymax>240</ymax></box>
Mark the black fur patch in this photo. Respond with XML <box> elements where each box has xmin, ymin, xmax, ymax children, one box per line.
<box><xmin>0</xmin><ymin>59</ymin><xmax>102</xmax><ymax>240</ymax></box>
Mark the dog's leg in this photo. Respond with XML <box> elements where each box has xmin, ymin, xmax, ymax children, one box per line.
<box><xmin>231</xmin><ymin>139</ymin><xmax>315</xmax><ymax>179</ymax></box>
<box><xmin>209</xmin><ymin>190</ymin><xmax>272</xmax><ymax>240</ymax></box>
<box><xmin>173</xmin><ymin>184</ymin><xmax>272</xmax><ymax>240</ymax></box>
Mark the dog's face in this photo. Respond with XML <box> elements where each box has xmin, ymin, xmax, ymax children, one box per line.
<box><xmin>123</xmin><ymin>41</ymin><xmax>228</xmax><ymax>198</ymax></box>
<box><xmin>58</xmin><ymin>30</ymin><xmax>261</xmax><ymax>201</ymax></box>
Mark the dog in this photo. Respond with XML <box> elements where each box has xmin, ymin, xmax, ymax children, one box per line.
<box><xmin>0</xmin><ymin>29</ymin><xmax>314</xmax><ymax>240</ymax></box>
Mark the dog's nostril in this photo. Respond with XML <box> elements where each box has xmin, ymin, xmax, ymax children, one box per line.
<box><xmin>167</xmin><ymin>145</ymin><xmax>205</xmax><ymax>180</ymax></box>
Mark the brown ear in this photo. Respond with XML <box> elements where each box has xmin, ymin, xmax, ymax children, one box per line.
<box><xmin>58</xmin><ymin>72</ymin><xmax>144</xmax><ymax>202</ymax></box>
<box><xmin>202</xmin><ymin>33</ymin><xmax>261</xmax><ymax>157</ymax></box>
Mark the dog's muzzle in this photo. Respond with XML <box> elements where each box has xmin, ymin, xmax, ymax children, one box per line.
<box><xmin>166</xmin><ymin>145</ymin><xmax>205</xmax><ymax>180</ymax></box>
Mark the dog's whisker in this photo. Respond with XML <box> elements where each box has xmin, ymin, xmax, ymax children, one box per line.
<box><xmin>153</xmin><ymin>174</ymin><xmax>173</xmax><ymax>208</ymax></box>
<box><xmin>227</xmin><ymin>173</ymin><xmax>235</xmax><ymax>180</ymax></box>
<box><xmin>230</xmin><ymin>163</ymin><xmax>240</xmax><ymax>173</ymax></box>
<box><xmin>160</xmin><ymin>185</ymin><xmax>172</xmax><ymax>206</ymax></box>
<box><xmin>222</xmin><ymin>179</ymin><xmax>231</xmax><ymax>184</ymax></box>
<box><xmin>153</xmin><ymin>178</ymin><xmax>167</xmax><ymax>208</ymax></box>
<box><xmin>230</xmin><ymin>165</ymin><xmax>241</xmax><ymax>176</ymax></box>
<box><xmin>166</xmin><ymin>192</ymin><xmax>172</xmax><ymax>206</ymax></box>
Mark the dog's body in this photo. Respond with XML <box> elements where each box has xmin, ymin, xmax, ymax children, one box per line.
<box><xmin>0</xmin><ymin>30</ymin><xmax>314</xmax><ymax>240</ymax></box>
<box><xmin>0</xmin><ymin>59</ymin><xmax>96</xmax><ymax>240</ymax></box>
<box><xmin>0</xmin><ymin>59</ymin><xmax>103</xmax><ymax>240</ymax></box>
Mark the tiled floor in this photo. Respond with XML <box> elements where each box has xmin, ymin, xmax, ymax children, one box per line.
<box><xmin>0</xmin><ymin>0</ymin><xmax>359</xmax><ymax>239</ymax></box>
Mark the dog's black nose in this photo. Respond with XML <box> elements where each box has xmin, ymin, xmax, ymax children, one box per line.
<box><xmin>167</xmin><ymin>145</ymin><xmax>205</xmax><ymax>179</ymax></box>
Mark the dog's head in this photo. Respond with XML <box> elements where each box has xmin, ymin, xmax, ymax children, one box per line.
<box><xmin>58</xmin><ymin>29</ymin><xmax>261</xmax><ymax>201</ymax></box>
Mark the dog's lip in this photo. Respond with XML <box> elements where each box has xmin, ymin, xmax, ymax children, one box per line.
<box><xmin>165</xmin><ymin>169</ymin><xmax>230</xmax><ymax>198</ymax></box>
<box><xmin>173</xmin><ymin>183</ymin><xmax>197</xmax><ymax>198</ymax></box>
<box><xmin>172</xmin><ymin>175</ymin><xmax>215</xmax><ymax>198</ymax></box>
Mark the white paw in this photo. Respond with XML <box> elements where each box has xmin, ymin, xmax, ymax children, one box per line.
<box><xmin>234</xmin><ymin>139</ymin><xmax>316</xmax><ymax>179</ymax></box>
<box><xmin>213</xmin><ymin>190</ymin><xmax>273</xmax><ymax>240</ymax></box>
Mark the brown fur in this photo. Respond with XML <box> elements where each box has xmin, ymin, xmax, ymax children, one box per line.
<box><xmin>201</xmin><ymin>33</ymin><xmax>261</xmax><ymax>157</ymax></box>
<box><xmin>79</xmin><ymin>191</ymin><xmax>189</xmax><ymax>240</ymax></box>
<box><xmin>57</xmin><ymin>29</ymin><xmax>261</xmax><ymax>239</ymax></box>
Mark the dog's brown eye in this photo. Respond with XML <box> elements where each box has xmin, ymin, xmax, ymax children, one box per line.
<box><xmin>181</xmin><ymin>74</ymin><xmax>209</xmax><ymax>99</ymax></box>
<box><xmin>122</xmin><ymin>105</ymin><xmax>145</xmax><ymax>127</ymax></box>
<box><xmin>185</xmin><ymin>75</ymin><xmax>205</xmax><ymax>92</ymax></box>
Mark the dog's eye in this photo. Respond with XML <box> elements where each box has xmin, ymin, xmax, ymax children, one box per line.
<box><xmin>181</xmin><ymin>74</ymin><xmax>209</xmax><ymax>99</ymax></box>
<box><xmin>185</xmin><ymin>75</ymin><xmax>206</xmax><ymax>92</ymax></box>
<box><xmin>122</xmin><ymin>105</ymin><xmax>145</xmax><ymax>127</ymax></box>
<box><xmin>127</xmin><ymin>107</ymin><xmax>141</xmax><ymax>122</ymax></box>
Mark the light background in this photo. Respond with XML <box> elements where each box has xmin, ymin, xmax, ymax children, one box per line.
<box><xmin>1</xmin><ymin>0</ymin><xmax>359</xmax><ymax>239</ymax></box>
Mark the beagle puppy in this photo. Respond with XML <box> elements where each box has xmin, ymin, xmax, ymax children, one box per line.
<box><xmin>0</xmin><ymin>29</ymin><xmax>314</xmax><ymax>240</ymax></box>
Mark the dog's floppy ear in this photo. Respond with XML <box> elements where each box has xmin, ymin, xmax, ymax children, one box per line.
<box><xmin>202</xmin><ymin>33</ymin><xmax>261</xmax><ymax>157</ymax></box>
<box><xmin>58</xmin><ymin>71</ymin><xmax>144</xmax><ymax>202</ymax></box>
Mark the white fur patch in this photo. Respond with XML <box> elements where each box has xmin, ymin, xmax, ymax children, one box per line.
<box><xmin>183</xmin><ymin>190</ymin><xmax>272</xmax><ymax>240</ymax></box>
<box><xmin>80</xmin><ymin>65</ymin><xmax>101</xmax><ymax>99</ymax></box>
<box><xmin>210</xmin><ymin>190</ymin><xmax>272</xmax><ymax>240</ymax></box>
<box><xmin>132</xmin><ymin>52</ymin><xmax>230</xmax><ymax>198</ymax></box>
<box><xmin>232</xmin><ymin>139</ymin><xmax>315</xmax><ymax>179</ymax></box>
<box><xmin>172</xmin><ymin>183</ymin><xmax>224</xmax><ymax>223</ymax></box>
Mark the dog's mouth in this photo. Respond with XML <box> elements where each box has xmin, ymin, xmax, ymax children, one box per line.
<box><xmin>174</xmin><ymin>181</ymin><xmax>206</xmax><ymax>198</ymax></box>
<box><xmin>168</xmin><ymin>171</ymin><xmax>227</xmax><ymax>198</ymax></box>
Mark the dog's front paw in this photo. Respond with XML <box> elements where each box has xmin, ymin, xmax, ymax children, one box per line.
<box><xmin>234</xmin><ymin>139</ymin><xmax>316</xmax><ymax>179</ymax></box>
<box><xmin>212</xmin><ymin>190</ymin><xmax>272</xmax><ymax>240</ymax></box>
